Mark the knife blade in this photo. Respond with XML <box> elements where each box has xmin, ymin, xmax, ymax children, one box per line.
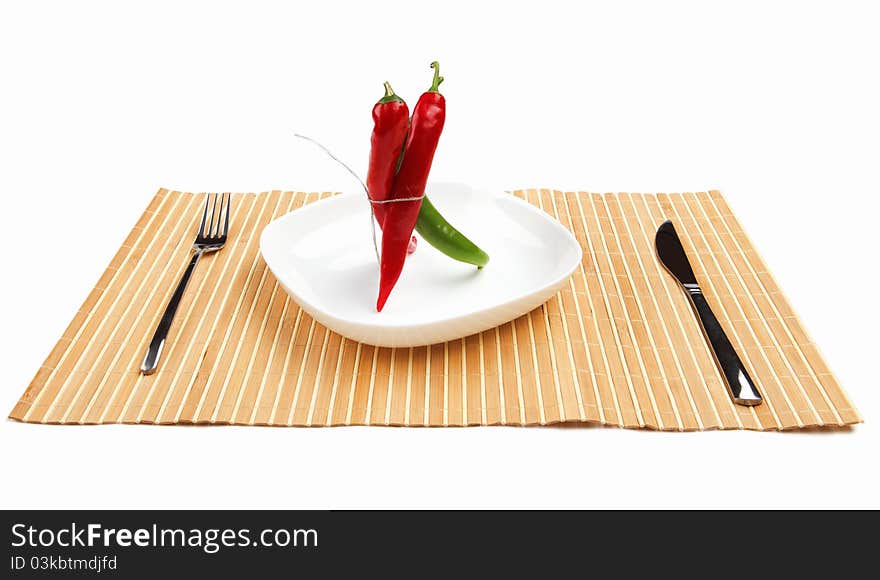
<box><xmin>655</xmin><ymin>220</ymin><xmax>762</xmax><ymax>406</ymax></box>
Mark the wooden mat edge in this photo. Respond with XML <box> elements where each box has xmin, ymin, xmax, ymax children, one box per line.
<box><xmin>705</xmin><ymin>189</ymin><xmax>862</xmax><ymax>424</ymax></box>
<box><xmin>9</xmin><ymin>188</ymin><xmax>172</xmax><ymax>421</ymax></box>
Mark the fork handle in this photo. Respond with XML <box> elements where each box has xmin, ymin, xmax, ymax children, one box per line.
<box><xmin>140</xmin><ymin>250</ymin><xmax>203</xmax><ymax>375</ymax></box>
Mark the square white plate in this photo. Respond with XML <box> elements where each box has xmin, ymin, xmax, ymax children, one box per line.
<box><xmin>260</xmin><ymin>184</ymin><xmax>582</xmax><ymax>347</ymax></box>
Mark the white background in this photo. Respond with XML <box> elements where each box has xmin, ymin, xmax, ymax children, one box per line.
<box><xmin>1</xmin><ymin>0</ymin><xmax>878</xmax><ymax>509</ymax></box>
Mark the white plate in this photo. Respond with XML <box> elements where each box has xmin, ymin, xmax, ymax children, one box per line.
<box><xmin>260</xmin><ymin>184</ymin><xmax>582</xmax><ymax>347</ymax></box>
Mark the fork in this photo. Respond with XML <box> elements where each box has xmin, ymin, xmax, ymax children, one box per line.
<box><xmin>140</xmin><ymin>193</ymin><xmax>231</xmax><ymax>375</ymax></box>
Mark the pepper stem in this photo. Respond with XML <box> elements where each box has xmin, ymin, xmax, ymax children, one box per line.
<box><xmin>428</xmin><ymin>61</ymin><xmax>444</xmax><ymax>93</ymax></box>
<box><xmin>378</xmin><ymin>81</ymin><xmax>403</xmax><ymax>104</ymax></box>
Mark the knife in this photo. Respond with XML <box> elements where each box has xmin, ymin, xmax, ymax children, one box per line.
<box><xmin>655</xmin><ymin>220</ymin><xmax>762</xmax><ymax>406</ymax></box>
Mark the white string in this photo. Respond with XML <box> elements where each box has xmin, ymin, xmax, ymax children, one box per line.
<box><xmin>370</xmin><ymin>195</ymin><xmax>424</xmax><ymax>203</ymax></box>
<box><xmin>293</xmin><ymin>133</ymin><xmax>424</xmax><ymax>265</ymax></box>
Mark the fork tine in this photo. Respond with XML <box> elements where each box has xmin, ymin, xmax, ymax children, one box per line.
<box><xmin>221</xmin><ymin>193</ymin><xmax>231</xmax><ymax>237</ymax></box>
<box><xmin>208</xmin><ymin>193</ymin><xmax>220</xmax><ymax>238</ymax></box>
<box><xmin>198</xmin><ymin>194</ymin><xmax>211</xmax><ymax>238</ymax></box>
<box><xmin>212</xmin><ymin>192</ymin><xmax>224</xmax><ymax>238</ymax></box>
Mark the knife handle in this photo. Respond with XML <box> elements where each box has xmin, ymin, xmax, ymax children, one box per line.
<box><xmin>685</xmin><ymin>286</ymin><xmax>762</xmax><ymax>406</ymax></box>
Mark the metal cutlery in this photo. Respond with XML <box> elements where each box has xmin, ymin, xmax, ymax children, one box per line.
<box><xmin>655</xmin><ymin>220</ymin><xmax>762</xmax><ymax>406</ymax></box>
<box><xmin>140</xmin><ymin>193</ymin><xmax>231</xmax><ymax>375</ymax></box>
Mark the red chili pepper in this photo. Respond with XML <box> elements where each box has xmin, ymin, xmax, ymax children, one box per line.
<box><xmin>376</xmin><ymin>62</ymin><xmax>446</xmax><ymax>311</ymax></box>
<box><xmin>366</xmin><ymin>81</ymin><xmax>409</xmax><ymax>228</ymax></box>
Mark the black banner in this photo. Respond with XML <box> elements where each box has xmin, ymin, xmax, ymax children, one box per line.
<box><xmin>1</xmin><ymin>510</ymin><xmax>872</xmax><ymax>576</ymax></box>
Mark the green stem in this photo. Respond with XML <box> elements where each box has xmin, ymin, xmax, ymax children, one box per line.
<box><xmin>428</xmin><ymin>61</ymin><xmax>444</xmax><ymax>93</ymax></box>
<box><xmin>378</xmin><ymin>81</ymin><xmax>403</xmax><ymax>104</ymax></box>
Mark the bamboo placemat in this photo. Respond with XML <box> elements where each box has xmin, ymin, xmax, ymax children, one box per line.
<box><xmin>9</xmin><ymin>189</ymin><xmax>860</xmax><ymax>430</ymax></box>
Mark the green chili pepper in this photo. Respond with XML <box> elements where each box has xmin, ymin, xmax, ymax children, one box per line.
<box><xmin>415</xmin><ymin>196</ymin><xmax>489</xmax><ymax>268</ymax></box>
